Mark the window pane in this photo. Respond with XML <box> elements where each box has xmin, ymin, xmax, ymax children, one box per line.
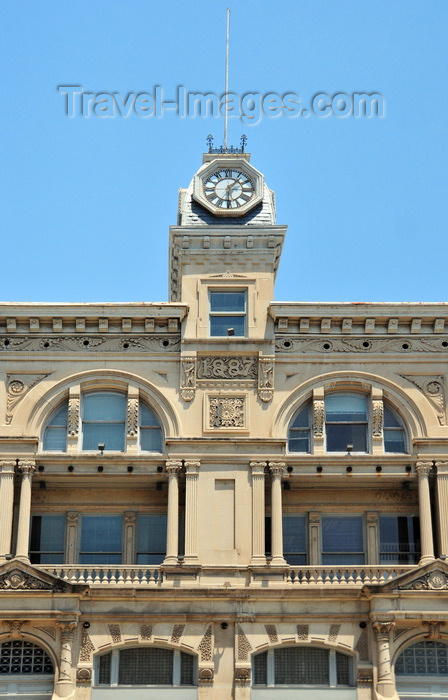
<box><xmin>98</xmin><ymin>652</ymin><xmax>111</xmax><ymax>684</ymax></box>
<box><xmin>0</xmin><ymin>641</ymin><xmax>54</xmax><ymax>675</ymax></box>
<box><xmin>379</xmin><ymin>516</ymin><xmax>420</xmax><ymax>563</ymax></box>
<box><xmin>253</xmin><ymin>651</ymin><xmax>268</xmax><ymax>685</ymax></box>
<box><xmin>288</xmin><ymin>432</ymin><xmax>310</xmax><ymax>453</ymax></box>
<box><xmin>384</xmin><ymin>429</ymin><xmax>406</xmax><ymax>453</ymax></box>
<box><xmin>384</xmin><ymin>406</ymin><xmax>401</xmax><ymax>428</ymax></box>
<box><xmin>48</xmin><ymin>403</ymin><xmax>68</xmax><ymax>426</ymax></box>
<box><xmin>322</xmin><ymin>516</ymin><xmax>364</xmax><ymax>564</ymax></box>
<box><xmin>336</xmin><ymin>652</ymin><xmax>350</xmax><ymax>685</ymax></box>
<box><xmin>137</xmin><ymin>515</ymin><xmax>167</xmax><ymax>564</ymax></box>
<box><xmin>210</xmin><ymin>292</ymin><xmax>245</xmax><ymax>312</ymax></box>
<box><xmin>326</xmin><ymin>423</ymin><xmax>367</xmax><ymax>452</ymax></box>
<box><xmin>83</xmin><ymin>393</ymin><xmax>126</xmax><ymax>421</ymax></box>
<box><xmin>325</xmin><ymin>394</ymin><xmax>368</xmax><ymax>420</ymax></box>
<box><xmin>395</xmin><ymin>641</ymin><xmax>448</xmax><ymax>675</ymax></box>
<box><xmin>275</xmin><ymin>647</ymin><xmax>329</xmax><ymax>685</ymax></box>
<box><xmin>291</xmin><ymin>404</ymin><xmax>310</xmax><ymax>428</ymax></box>
<box><xmin>210</xmin><ymin>315</ymin><xmax>245</xmax><ymax>337</ymax></box>
<box><xmin>80</xmin><ymin>516</ymin><xmax>122</xmax><ymax>563</ymax></box>
<box><xmin>283</xmin><ymin>516</ymin><xmax>306</xmax><ymax>565</ymax></box>
<box><xmin>140</xmin><ymin>403</ymin><xmax>160</xmax><ymax>427</ymax></box>
<box><xmin>180</xmin><ymin>652</ymin><xmax>194</xmax><ymax>686</ymax></box>
<box><xmin>44</xmin><ymin>427</ymin><xmax>67</xmax><ymax>451</ymax></box>
<box><xmin>118</xmin><ymin>648</ymin><xmax>172</xmax><ymax>685</ymax></box>
<box><xmin>30</xmin><ymin>515</ymin><xmax>65</xmax><ymax>564</ymax></box>
<box><xmin>83</xmin><ymin>423</ymin><xmax>125</xmax><ymax>451</ymax></box>
<box><xmin>140</xmin><ymin>427</ymin><xmax>162</xmax><ymax>452</ymax></box>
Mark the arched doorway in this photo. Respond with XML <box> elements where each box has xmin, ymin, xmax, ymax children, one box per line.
<box><xmin>0</xmin><ymin>640</ymin><xmax>54</xmax><ymax>699</ymax></box>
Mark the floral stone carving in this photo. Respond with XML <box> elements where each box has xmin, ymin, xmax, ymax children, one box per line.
<box><xmin>209</xmin><ymin>397</ymin><xmax>245</xmax><ymax>429</ymax></box>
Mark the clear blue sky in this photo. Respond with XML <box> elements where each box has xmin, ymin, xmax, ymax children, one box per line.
<box><xmin>1</xmin><ymin>1</ymin><xmax>447</xmax><ymax>303</ymax></box>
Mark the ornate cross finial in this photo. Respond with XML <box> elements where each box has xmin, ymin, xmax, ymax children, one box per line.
<box><xmin>240</xmin><ymin>134</ymin><xmax>247</xmax><ymax>152</ymax></box>
<box><xmin>206</xmin><ymin>134</ymin><xmax>214</xmax><ymax>153</ymax></box>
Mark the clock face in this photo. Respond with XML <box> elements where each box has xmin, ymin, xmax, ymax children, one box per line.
<box><xmin>203</xmin><ymin>169</ymin><xmax>255</xmax><ymax>210</ymax></box>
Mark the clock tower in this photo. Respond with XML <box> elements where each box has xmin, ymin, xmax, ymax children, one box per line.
<box><xmin>169</xmin><ymin>138</ymin><xmax>287</xmax><ymax>342</ymax></box>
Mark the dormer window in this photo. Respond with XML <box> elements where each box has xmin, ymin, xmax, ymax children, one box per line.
<box><xmin>209</xmin><ymin>290</ymin><xmax>246</xmax><ymax>336</ymax></box>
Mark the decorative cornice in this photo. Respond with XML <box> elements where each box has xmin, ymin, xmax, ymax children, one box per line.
<box><xmin>0</xmin><ymin>335</ymin><xmax>180</xmax><ymax>353</ymax></box>
<box><xmin>275</xmin><ymin>335</ymin><xmax>448</xmax><ymax>354</ymax></box>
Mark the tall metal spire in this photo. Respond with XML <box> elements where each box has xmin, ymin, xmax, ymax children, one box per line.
<box><xmin>223</xmin><ymin>8</ymin><xmax>230</xmax><ymax>150</ymax></box>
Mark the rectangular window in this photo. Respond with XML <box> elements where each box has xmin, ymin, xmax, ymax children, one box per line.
<box><xmin>79</xmin><ymin>515</ymin><xmax>122</xmax><ymax>564</ymax></box>
<box><xmin>29</xmin><ymin>515</ymin><xmax>65</xmax><ymax>564</ymax></box>
<box><xmin>136</xmin><ymin>515</ymin><xmax>167</xmax><ymax>565</ymax></box>
<box><xmin>118</xmin><ymin>648</ymin><xmax>172</xmax><ymax>685</ymax></box>
<box><xmin>325</xmin><ymin>394</ymin><xmax>368</xmax><ymax>453</ymax></box>
<box><xmin>379</xmin><ymin>515</ymin><xmax>421</xmax><ymax>564</ymax></box>
<box><xmin>209</xmin><ymin>290</ymin><xmax>246</xmax><ymax>337</ymax></box>
<box><xmin>82</xmin><ymin>393</ymin><xmax>126</xmax><ymax>451</ymax></box>
<box><xmin>322</xmin><ymin>515</ymin><xmax>364</xmax><ymax>565</ymax></box>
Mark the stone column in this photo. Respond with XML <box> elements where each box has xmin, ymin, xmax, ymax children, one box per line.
<box><xmin>269</xmin><ymin>462</ymin><xmax>286</xmax><ymax>566</ymax></box>
<box><xmin>164</xmin><ymin>460</ymin><xmax>182</xmax><ymax>565</ymax></box>
<box><xmin>373</xmin><ymin>621</ymin><xmax>396</xmax><ymax>699</ymax></box>
<box><xmin>416</xmin><ymin>461</ymin><xmax>435</xmax><ymax>564</ymax></box>
<box><xmin>15</xmin><ymin>460</ymin><xmax>35</xmax><ymax>561</ymax></box>
<box><xmin>250</xmin><ymin>462</ymin><xmax>267</xmax><ymax>565</ymax></box>
<box><xmin>0</xmin><ymin>460</ymin><xmax>16</xmax><ymax>561</ymax></box>
<box><xmin>184</xmin><ymin>460</ymin><xmax>200</xmax><ymax>565</ymax></box>
<box><xmin>435</xmin><ymin>461</ymin><xmax>448</xmax><ymax>558</ymax></box>
<box><xmin>55</xmin><ymin>621</ymin><xmax>77</xmax><ymax>697</ymax></box>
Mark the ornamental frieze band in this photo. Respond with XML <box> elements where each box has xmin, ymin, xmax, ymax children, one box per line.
<box><xmin>0</xmin><ymin>336</ymin><xmax>180</xmax><ymax>353</ymax></box>
<box><xmin>275</xmin><ymin>336</ymin><xmax>448</xmax><ymax>354</ymax></box>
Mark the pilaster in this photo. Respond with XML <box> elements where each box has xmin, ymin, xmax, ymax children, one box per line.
<box><xmin>250</xmin><ymin>461</ymin><xmax>266</xmax><ymax>565</ymax></box>
<box><xmin>184</xmin><ymin>460</ymin><xmax>200</xmax><ymax>564</ymax></box>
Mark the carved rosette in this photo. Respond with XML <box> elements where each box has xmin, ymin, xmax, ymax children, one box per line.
<box><xmin>181</xmin><ymin>356</ymin><xmax>197</xmax><ymax>402</ymax></box>
<box><xmin>68</xmin><ymin>397</ymin><xmax>80</xmax><ymax>436</ymax></box>
<box><xmin>127</xmin><ymin>397</ymin><xmax>139</xmax><ymax>436</ymax></box>
<box><xmin>235</xmin><ymin>668</ymin><xmax>251</xmax><ymax>683</ymax></box>
<box><xmin>399</xmin><ymin>570</ymin><xmax>448</xmax><ymax>591</ymax></box>
<box><xmin>313</xmin><ymin>400</ymin><xmax>325</xmax><ymax>437</ymax></box>
<box><xmin>258</xmin><ymin>357</ymin><xmax>274</xmax><ymax>402</ymax></box>
<box><xmin>198</xmin><ymin>668</ymin><xmax>214</xmax><ymax>683</ymax></box>
<box><xmin>76</xmin><ymin>668</ymin><xmax>92</xmax><ymax>683</ymax></box>
<box><xmin>372</xmin><ymin>399</ymin><xmax>384</xmax><ymax>438</ymax></box>
<box><xmin>209</xmin><ymin>397</ymin><xmax>245</xmax><ymax>429</ymax></box>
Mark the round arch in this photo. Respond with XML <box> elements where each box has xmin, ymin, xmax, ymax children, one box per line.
<box><xmin>18</xmin><ymin>369</ymin><xmax>181</xmax><ymax>440</ymax></box>
<box><xmin>272</xmin><ymin>370</ymin><xmax>428</xmax><ymax>441</ymax></box>
<box><xmin>392</xmin><ymin>634</ymin><xmax>448</xmax><ymax>700</ymax></box>
<box><xmin>0</xmin><ymin>634</ymin><xmax>57</xmax><ymax>698</ymax></box>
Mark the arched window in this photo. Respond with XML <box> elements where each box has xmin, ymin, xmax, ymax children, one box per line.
<box><xmin>43</xmin><ymin>402</ymin><xmax>68</xmax><ymax>451</ymax></box>
<box><xmin>395</xmin><ymin>640</ymin><xmax>448</xmax><ymax>676</ymax></box>
<box><xmin>253</xmin><ymin>646</ymin><xmax>353</xmax><ymax>687</ymax></box>
<box><xmin>288</xmin><ymin>391</ymin><xmax>408</xmax><ymax>454</ymax></box>
<box><xmin>42</xmin><ymin>392</ymin><xmax>163</xmax><ymax>453</ymax></box>
<box><xmin>96</xmin><ymin>647</ymin><xmax>196</xmax><ymax>687</ymax></box>
<box><xmin>0</xmin><ymin>640</ymin><xmax>54</xmax><ymax>675</ymax></box>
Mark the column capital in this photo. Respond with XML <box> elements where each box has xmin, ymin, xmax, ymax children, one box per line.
<box><xmin>249</xmin><ymin>461</ymin><xmax>267</xmax><ymax>474</ymax></box>
<box><xmin>185</xmin><ymin>460</ymin><xmax>201</xmax><ymax>474</ymax></box>
<box><xmin>124</xmin><ymin>511</ymin><xmax>136</xmax><ymax>525</ymax></box>
<box><xmin>18</xmin><ymin>460</ymin><xmax>35</xmax><ymax>475</ymax></box>
<box><xmin>56</xmin><ymin>621</ymin><xmax>77</xmax><ymax>640</ymax></box>
<box><xmin>372</xmin><ymin>621</ymin><xmax>395</xmax><ymax>639</ymax></box>
<box><xmin>416</xmin><ymin>461</ymin><xmax>433</xmax><ymax>477</ymax></box>
<box><xmin>435</xmin><ymin>461</ymin><xmax>448</xmax><ymax>473</ymax></box>
<box><xmin>269</xmin><ymin>462</ymin><xmax>285</xmax><ymax>476</ymax></box>
<box><xmin>0</xmin><ymin>460</ymin><xmax>16</xmax><ymax>473</ymax></box>
<box><xmin>165</xmin><ymin>460</ymin><xmax>183</xmax><ymax>474</ymax></box>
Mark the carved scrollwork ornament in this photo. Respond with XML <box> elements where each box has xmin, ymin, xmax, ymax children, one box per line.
<box><xmin>181</xmin><ymin>356</ymin><xmax>196</xmax><ymax>402</ymax></box>
<box><xmin>5</xmin><ymin>620</ymin><xmax>29</xmax><ymax>638</ymax></box>
<box><xmin>127</xmin><ymin>397</ymin><xmax>139</xmax><ymax>436</ymax></box>
<box><xmin>18</xmin><ymin>460</ymin><xmax>35</xmax><ymax>476</ymax></box>
<box><xmin>372</xmin><ymin>621</ymin><xmax>395</xmax><ymax>639</ymax></box>
<box><xmin>165</xmin><ymin>460</ymin><xmax>183</xmax><ymax>475</ymax></box>
<box><xmin>424</xmin><ymin>621</ymin><xmax>444</xmax><ymax>640</ymax></box>
<box><xmin>372</xmin><ymin>399</ymin><xmax>384</xmax><ymax>438</ymax></box>
<box><xmin>68</xmin><ymin>397</ymin><xmax>80</xmax><ymax>436</ymax></box>
<box><xmin>269</xmin><ymin>462</ymin><xmax>285</xmax><ymax>476</ymax></box>
<box><xmin>416</xmin><ymin>461</ymin><xmax>433</xmax><ymax>477</ymax></box>
<box><xmin>401</xmin><ymin>374</ymin><xmax>446</xmax><ymax>425</ymax></box>
<box><xmin>313</xmin><ymin>400</ymin><xmax>325</xmax><ymax>437</ymax></box>
<box><xmin>258</xmin><ymin>357</ymin><xmax>274</xmax><ymax>403</ymax></box>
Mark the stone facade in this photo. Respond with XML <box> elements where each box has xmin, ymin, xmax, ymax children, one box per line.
<box><xmin>0</xmin><ymin>150</ymin><xmax>448</xmax><ymax>699</ymax></box>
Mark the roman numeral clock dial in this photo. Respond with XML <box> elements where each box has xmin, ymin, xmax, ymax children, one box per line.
<box><xmin>204</xmin><ymin>170</ymin><xmax>255</xmax><ymax>210</ymax></box>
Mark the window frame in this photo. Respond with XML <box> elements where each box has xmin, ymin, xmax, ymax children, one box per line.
<box><xmin>94</xmin><ymin>646</ymin><xmax>197</xmax><ymax>688</ymax></box>
<box><xmin>208</xmin><ymin>288</ymin><xmax>247</xmax><ymax>337</ymax></box>
<box><xmin>321</xmin><ymin>514</ymin><xmax>365</xmax><ymax>566</ymax></box>
<box><xmin>252</xmin><ymin>645</ymin><xmax>355</xmax><ymax>688</ymax></box>
<box><xmin>379</xmin><ymin>514</ymin><xmax>421</xmax><ymax>564</ymax></box>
